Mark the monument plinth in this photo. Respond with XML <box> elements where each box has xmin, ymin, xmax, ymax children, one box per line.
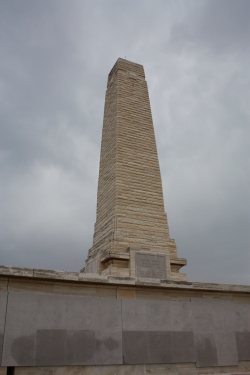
<box><xmin>84</xmin><ymin>58</ymin><xmax>187</xmax><ymax>281</ymax></box>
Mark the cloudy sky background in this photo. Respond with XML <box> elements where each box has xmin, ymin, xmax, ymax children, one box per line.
<box><xmin>1</xmin><ymin>0</ymin><xmax>249</xmax><ymax>284</ymax></box>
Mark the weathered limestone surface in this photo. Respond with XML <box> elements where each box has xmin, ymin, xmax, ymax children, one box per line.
<box><xmin>85</xmin><ymin>58</ymin><xmax>186</xmax><ymax>280</ymax></box>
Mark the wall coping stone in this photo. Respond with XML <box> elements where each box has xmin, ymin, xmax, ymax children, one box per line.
<box><xmin>0</xmin><ymin>264</ymin><xmax>250</xmax><ymax>294</ymax></box>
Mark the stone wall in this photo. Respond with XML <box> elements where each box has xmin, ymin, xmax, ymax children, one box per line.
<box><xmin>0</xmin><ymin>266</ymin><xmax>250</xmax><ymax>374</ymax></box>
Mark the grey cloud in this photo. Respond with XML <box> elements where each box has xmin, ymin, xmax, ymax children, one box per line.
<box><xmin>170</xmin><ymin>0</ymin><xmax>250</xmax><ymax>56</ymax></box>
<box><xmin>0</xmin><ymin>0</ymin><xmax>249</xmax><ymax>284</ymax></box>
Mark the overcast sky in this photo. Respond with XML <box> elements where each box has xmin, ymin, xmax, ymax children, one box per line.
<box><xmin>0</xmin><ymin>0</ymin><xmax>249</xmax><ymax>285</ymax></box>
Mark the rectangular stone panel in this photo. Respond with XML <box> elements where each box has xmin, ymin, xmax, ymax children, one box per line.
<box><xmin>123</xmin><ymin>331</ymin><xmax>148</xmax><ymax>364</ymax></box>
<box><xmin>194</xmin><ymin>333</ymin><xmax>218</xmax><ymax>367</ymax></box>
<box><xmin>171</xmin><ymin>332</ymin><xmax>195</xmax><ymax>363</ymax></box>
<box><xmin>211</xmin><ymin>300</ymin><xmax>235</xmax><ymax>332</ymax></box>
<box><xmin>95</xmin><ymin>329</ymin><xmax>123</xmax><ymax>365</ymax></box>
<box><xmin>236</xmin><ymin>332</ymin><xmax>250</xmax><ymax>360</ymax></box>
<box><xmin>170</xmin><ymin>301</ymin><xmax>193</xmax><ymax>331</ymax></box>
<box><xmin>215</xmin><ymin>332</ymin><xmax>238</xmax><ymax>366</ymax></box>
<box><xmin>191</xmin><ymin>298</ymin><xmax>214</xmax><ymax>333</ymax></box>
<box><xmin>135</xmin><ymin>253</ymin><xmax>166</xmax><ymax>279</ymax></box>
<box><xmin>94</xmin><ymin>297</ymin><xmax>122</xmax><ymax>331</ymax></box>
<box><xmin>0</xmin><ymin>292</ymin><xmax>8</xmax><ymax>365</ymax></box>
<box><xmin>148</xmin><ymin>331</ymin><xmax>172</xmax><ymax>364</ymax></box>
<box><xmin>122</xmin><ymin>299</ymin><xmax>147</xmax><ymax>331</ymax></box>
<box><xmin>146</xmin><ymin>300</ymin><xmax>171</xmax><ymax>331</ymax></box>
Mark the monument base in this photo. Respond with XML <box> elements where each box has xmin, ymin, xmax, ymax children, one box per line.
<box><xmin>84</xmin><ymin>247</ymin><xmax>187</xmax><ymax>281</ymax></box>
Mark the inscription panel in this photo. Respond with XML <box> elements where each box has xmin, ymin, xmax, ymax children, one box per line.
<box><xmin>135</xmin><ymin>253</ymin><xmax>166</xmax><ymax>279</ymax></box>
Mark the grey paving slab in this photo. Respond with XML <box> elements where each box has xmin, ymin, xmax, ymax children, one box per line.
<box><xmin>35</xmin><ymin>329</ymin><xmax>67</xmax><ymax>366</ymax></box>
<box><xmin>148</xmin><ymin>331</ymin><xmax>172</xmax><ymax>364</ymax></box>
<box><xmin>94</xmin><ymin>297</ymin><xmax>122</xmax><ymax>331</ymax></box>
<box><xmin>0</xmin><ymin>292</ymin><xmax>7</xmax><ymax>365</ymax></box>
<box><xmin>66</xmin><ymin>330</ymin><xmax>95</xmax><ymax>365</ymax></box>
<box><xmin>170</xmin><ymin>301</ymin><xmax>193</xmax><ymax>331</ymax></box>
<box><xmin>146</xmin><ymin>300</ymin><xmax>171</xmax><ymax>331</ymax></box>
<box><xmin>191</xmin><ymin>298</ymin><xmax>214</xmax><ymax>333</ymax></box>
<box><xmin>123</xmin><ymin>331</ymin><xmax>148</xmax><ymax>364</ymax></box>
<box><xmin>171</xmin><ymin>331</ymin><xmax>195</xmax><ymax>363</ymax></box>
<box><xmin>122</xmin><ymin>299</ymin><xmax>147</xmax><ymax>331</ymax></box>
<box><xmin>236</xmin><ymin>332</ymin><xmax>250</xmax><ymax>360</ymax></box>
<box><xmin>194</xmin><ymin>333</ymin><xmax>218</xmax><ymax>367</ymax></box>
<box><xmin>215</xmin><ymin>332</ymin><xmax>238</xmax><ymax>366</ymax></box>
<box><xmin>95</xmin><ymin>329</ymin><xmax>123</xmax><ymax>365</ymax></box>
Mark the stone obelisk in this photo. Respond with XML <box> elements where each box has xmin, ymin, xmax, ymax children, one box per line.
<box><xmin>84</xmin><ymin>58</ymin><xmax>187</xmax><ymax>281</ymax></box>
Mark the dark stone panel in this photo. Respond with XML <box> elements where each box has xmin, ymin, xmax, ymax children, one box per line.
<box><xmin>148</xmin><ymin>331</ymin><xmax>172</xmax><ymax>364</ymax></box>
<box><xmin>35</xmin><ymin>329</ymin><xmax>67</xmax><ymax>366</ymax></box>
<box><xmin>10</xmin><ymin>334</ymin><xmax>35</xmax><ymax>365</ymax></box>
<box><xmin>191</xmin><ymin>298</ymin><xmax>214</xmax><ymax>333</ymax></box>
<box><xmin>95</xmin><ymin>329</ymin><xmax>123</xmax><ymax>365</ymax></box>
<box><xmin>66</xmin><ymin>330</ymin><xmax>95</xmax><ymax>365</ymax></box>
<box><xmin>195</xmin><ymin>333</ymin><xmax>218</xmax><ymax>367</ymax></box>
<box><xmin>215</xmin><ymin>332</ymin><xmax>238</xmax><ymax>366</ymax></box>
<box><xmin>170</xmin><ymin>301</ymin><xmax>193</xmax><ymax>331</ymax></box>
<box><xmin>122</xmin><ymin>299</ymin><xmax>147</xmax><ymax>331</ymax></box>
<box><xmin>123</xmin><ymin>331</ymin><xmax>148</xmax><ymax>364</ymax></box>
<box><xmin>146</xmin><ymin>300</ymin><xmax>171</xmax><ymax>331</ymax></box>
<box><xmin>236</xmin><ymin>332</ymin><xmax>250</xmax><ymax>360</ymax></box>
<box><xmin>171</xmin><ymin>331</ymin><xmax>196</xmax><ymax>363</ymax></box>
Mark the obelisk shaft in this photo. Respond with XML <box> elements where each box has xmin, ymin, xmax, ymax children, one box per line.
<box><xmin>85</xmin><ymin>58</ymin><xmax>187</xmax><ymax>280</ymax></box>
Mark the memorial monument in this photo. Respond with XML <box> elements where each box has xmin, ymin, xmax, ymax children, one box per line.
<box><xmin>84</xmin><ymin>58</ymin><xmax>187</xmax><ymax>281</ymax></box>
<box><xmin>0</xmin><ymin>58</ymin><xmax>249</xmax><ymax>374</ymax></box>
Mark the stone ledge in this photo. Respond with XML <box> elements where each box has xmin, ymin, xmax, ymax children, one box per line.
<box><xmin>0</xmin><ymin>265</ymin><xmax>250</xmax><ymax>294</ymax></box>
